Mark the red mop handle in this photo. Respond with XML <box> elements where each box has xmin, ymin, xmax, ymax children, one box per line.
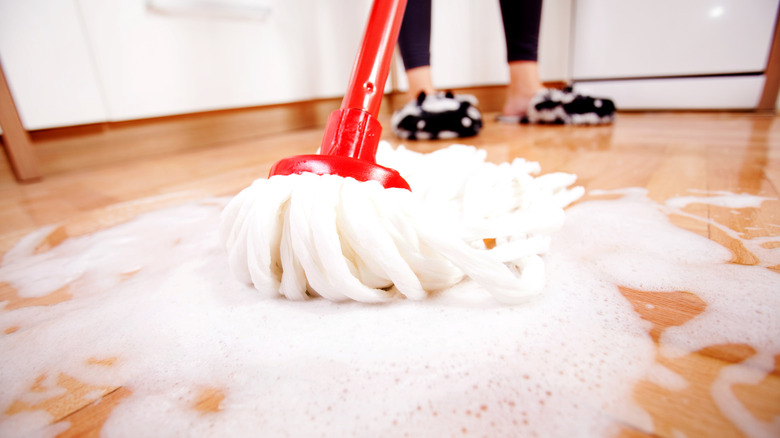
<box><xmin>342</xmin><ymin>0</ymin><xmax>406</xmax><ymax>117</ymax></box>
<box><xmin>320</xmin><ymin>0</ymin><xmax>407</xmax><ymax>162</ymax></box>
<box><xmin>269</xmin><ymin>0</ymin><xmax>410</xmax><ymax>190</ymax></box>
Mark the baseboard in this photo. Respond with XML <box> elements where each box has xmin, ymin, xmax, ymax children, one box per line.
<box><xmin>573</xmin><ymin>75</ymin><xmax>766</xmax><ymax>110</ymax></box>
<box><xmin>26</xmin><ymin>97</ymin><xmax>345</xmax><ymax>177</ymax></box>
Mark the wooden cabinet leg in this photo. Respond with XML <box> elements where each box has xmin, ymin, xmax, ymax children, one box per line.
<box><xmin>758</xmin><ymin>12</ymin><xmax>780</xmax><ymax>111</ymax></box>
<box><xmin>0</xmin><ymin>60</ymin><xmax>41</xmax><ymax>182</ymax></box>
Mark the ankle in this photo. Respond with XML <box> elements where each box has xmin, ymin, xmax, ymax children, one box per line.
<box><xmin>502</xmin><ymin>87</ymin><xmax>542</xmax><ymax>117</ymax></box>
<box><xmin>404</xmin><ymin>66</ymin><xmax>436</xmax><ymax>102</ymax></box>
<box><xmin>503</xmin><ymin>61</ymin><xmax>544</xmax><ymax>116</ymax></box>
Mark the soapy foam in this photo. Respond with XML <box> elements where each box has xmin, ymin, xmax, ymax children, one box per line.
<box><xmin>664</xmin><ymin>190</ymin><xmax>774</xmax><ymax>209</ymax></box>
<box><xmin>1</xmin><ymin>159</ymin><xmax>779</xmax><ymax>437</ymax></box>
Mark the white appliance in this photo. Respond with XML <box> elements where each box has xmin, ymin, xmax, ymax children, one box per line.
<box><xmin>569</xmin><ymin>0</ymin><xmax>779</xmax><ymax>110</ymax></box>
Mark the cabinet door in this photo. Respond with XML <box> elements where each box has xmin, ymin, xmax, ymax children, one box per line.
<box><xmin>0</xmin><ymin>0</ymin><xmax>107</xmax><ymax>130</ymax></box>
<box><xmin>76</xmin><ymin>0</ymin><xmax>370</xmax><ymax>122</ymax></box>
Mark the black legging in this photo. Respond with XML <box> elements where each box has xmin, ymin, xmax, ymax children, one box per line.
<box><xmin>397</xmin><ymin>0</ymin><xmax>543</xmax><ymax>70</ymax></box>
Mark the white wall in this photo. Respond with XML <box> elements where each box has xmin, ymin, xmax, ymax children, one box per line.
<box><xmin>538</xmin><ymin>0</ymin><xmax>572</xmax><ymax>83</ymax></box>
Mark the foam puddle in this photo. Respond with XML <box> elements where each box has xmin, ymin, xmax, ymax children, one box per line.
<box><xmin>0</xmin><ymin>190</ymin><xmax>778</xmax><ymax>437</ymax></box>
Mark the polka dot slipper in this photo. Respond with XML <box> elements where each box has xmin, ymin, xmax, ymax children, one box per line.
<box><xmin>391</xmin><ymin>91</ymin><xmax>483</xmax><ymax>140</ymax></box>
<box><xmin>525</xmin><ymin>87</ymin><xmax>615</xmax><ymax>125</ymax></box>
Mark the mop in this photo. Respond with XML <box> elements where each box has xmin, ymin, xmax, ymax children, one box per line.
<box><xmin>219</xmin><ymin>0</ymin><xmax>583</xmax><ymax>304</ymax></box>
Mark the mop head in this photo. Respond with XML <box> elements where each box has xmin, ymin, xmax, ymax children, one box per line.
<box><xmin>220</xmin><ymin>143</ymin><xmax>583</xmax><ymax>304</ymax></box>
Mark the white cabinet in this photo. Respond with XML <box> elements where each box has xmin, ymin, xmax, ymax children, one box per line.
<box><xmin>0</xmin><ymin>0</ymin><xmax>372</xmax><ymax>129</ymax></box>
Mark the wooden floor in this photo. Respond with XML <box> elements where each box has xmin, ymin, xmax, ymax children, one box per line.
<box><xmin>1</xmin><ymin>110</ymin><xmax>779</xmax><ymax>436</ymax></box>
<box><xmin>2</xmin><ymin>110</ymin><xmax>778</xmax><ymax>251</ymax></box>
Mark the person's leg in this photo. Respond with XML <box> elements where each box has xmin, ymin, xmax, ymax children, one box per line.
<box><xmin>404</xmin><ymin>66</ymin><xmax>435</xmax><ymax>101</ymax></box>
<box><xmin>499</xmin><ymin>0</ymin><xmax>544</xmax><ymax>117</ymax></box>
<box><xmin>397</xmin><ymin>0</ymin><xmax>436</xmax><ymax>100</ymax></box>
<box><xmin>503</xmin><ymin>61</ymin><xmax>544</xmax><ymax>117</ymax></box>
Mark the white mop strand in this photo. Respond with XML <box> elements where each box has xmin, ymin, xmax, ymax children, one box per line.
<box><xmin>220</xmin><ymin>143</ymin><xmax>584</xmax><ymax>304</ymax></box>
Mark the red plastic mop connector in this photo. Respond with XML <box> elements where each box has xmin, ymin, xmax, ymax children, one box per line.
<box><xmin>268</xmin><ymin>0</ymin><xmax>410</xmax><ymax>191</ymax></box>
